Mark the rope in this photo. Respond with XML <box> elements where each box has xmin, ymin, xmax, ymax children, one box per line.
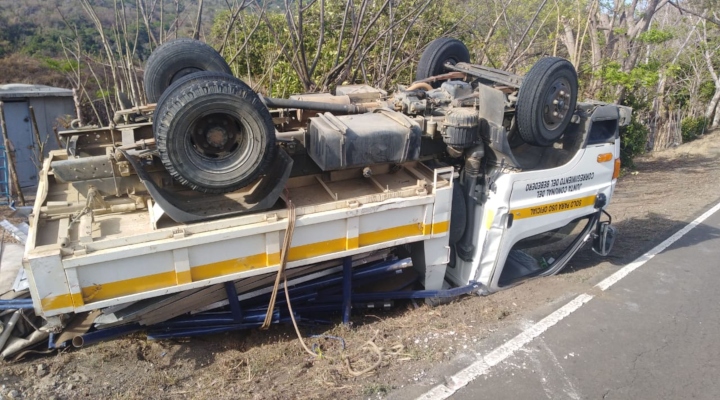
<box><xmin>284</xmin><ymin>274</ymin><xmax>319</xmax><ymax>357</ymax></box>
<box><xmin>345</xmin><ymin>339</ymin><xmax>383</xmax><ymax>377</ymax></box>
<box><xmin>260</xmin><ymin>201</ymin><xmax>296</xmax><ymax>329</ymax></box>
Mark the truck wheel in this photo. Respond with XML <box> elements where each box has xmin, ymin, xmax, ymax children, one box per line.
<box><xmin>415</xmin><ymin>38</ymin><xmax>470</xmax><ymax>87</ymax></box>
<box><xmin>144</xmin><ymin>38</ymin><xmax>232</xmax><ymax>103</ymax></box>
<box><xmin>154</xmin><ymin>72</ymin><xmax>276</xmax><ymax>194</ymax></box>
<box><xmin>516</xmin><ymin>57</ymin><xmax>578</xmax><ymax>147</ymax></box>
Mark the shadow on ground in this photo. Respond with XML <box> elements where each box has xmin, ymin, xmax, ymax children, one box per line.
<box><xmin>633</xmin><ymin>153</ymin><xmax>718</xmax><ymax>173</ymax></box>
<box><xmin>565</xmin><ymin>207</ymin><xmax>720</xmax><ymax>275</ymax></box>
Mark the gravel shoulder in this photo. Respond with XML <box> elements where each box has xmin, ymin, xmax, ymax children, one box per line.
<box><xmin>2</xmin><ymin>130</ymin><xmax>719</xmax><ymax>400</ymax></box>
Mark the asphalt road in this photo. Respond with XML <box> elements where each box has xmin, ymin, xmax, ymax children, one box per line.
<box><xmin>451</xmin><ymin>208</ymin><xmax>720</xmax><ymax>400</ymax></box>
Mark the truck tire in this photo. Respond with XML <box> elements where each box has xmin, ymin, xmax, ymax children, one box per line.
<box><xmin>144</xmin><ymin>38</ymin><xmax>232</xmax><ymax>103</ymax></box>
<box><xmin>154</xmin><ymin>71</ymin><xmax>276</xmax><ymax>194</ymax></box>
<box><xmin>415</xmin><ymin>38</ymin><xmax>470</xmax><ymax>87</ymax></box>
<box><xmin>516</xmin><ymin>57</ymin><xmax>578</xmax><ymax>147</ymax></box>
<box><xmin>152</xmin><ymin>71</ymin><xmax>235</xmax><ymax>133</ymax></box>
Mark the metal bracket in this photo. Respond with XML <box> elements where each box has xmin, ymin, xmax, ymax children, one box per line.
<box><xmin>148</xmin><ymin>200</ymin><xmax>165</xmax><ymax>229</ymax></box>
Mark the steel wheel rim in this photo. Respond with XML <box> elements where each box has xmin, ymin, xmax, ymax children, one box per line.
<box><xmin>541</xmin><ymin>76</ymin><xmax>572</xmax><ymax>131</ymax></box>
<box><xmin>187</xmin><ymin>112</ymin><xmax>250</xmax><ymax>168</ymax></box>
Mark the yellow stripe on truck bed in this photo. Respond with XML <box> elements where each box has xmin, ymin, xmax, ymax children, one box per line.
<box><xmin>40</xmin><ymin>221</ymin><xmax>450</xmax><ymax>311</ymax></box>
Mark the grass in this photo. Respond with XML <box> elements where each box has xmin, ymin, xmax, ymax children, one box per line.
<box><xmin>362</xmin><ymin>383</ymin><xmax>394</xmax><ymax>397</ymax></box>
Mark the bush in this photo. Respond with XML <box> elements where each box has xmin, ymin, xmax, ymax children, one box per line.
<box><xmin>619</xmin><ymin>116</ymin><xmax>648</xmax><ymax>169</ymax></box>
<box><xmin>680</xmin><ymin>116</ymin><xmax>708</xmax><ymax>143</ymax></box>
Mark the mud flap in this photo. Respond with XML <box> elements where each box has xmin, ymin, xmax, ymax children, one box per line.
<box><xmin>120</xmin><ymin>148</ymin><xmax>293</xmax><ymax>224</ymax></box>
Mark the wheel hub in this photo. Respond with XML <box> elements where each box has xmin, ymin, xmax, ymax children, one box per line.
<box><xmin>542</xmin><ymin>78</ymin><xmax>572</xmax><ymax>130</ymax></box>
<box><xmin>206</xmin><ymin>127</ymin><xmax>228</xmax><ymax>148</ymax></box>
<box><xmin>191</xmin><ymin>114</ymin><xmax>242</xmax><ymax>158</ymax></box>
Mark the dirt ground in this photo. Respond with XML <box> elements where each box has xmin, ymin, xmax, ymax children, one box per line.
<box><xmin>1</xmin><ymin>130</ymin><xmax>720</xmax><ymax>400</ymax></box>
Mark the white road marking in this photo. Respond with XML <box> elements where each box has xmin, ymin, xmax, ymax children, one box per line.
<box><xmin>416</xmin><ymin>294</ymin><xmax>594</xmax><ymax>400</ymax></box>
<box><xmin>416</xmin><ymin>200</ymin><xmax>720</xmax><ymax>399</ymax></box>
<box><xmin>596</xmin><ymin>200</ymin><xmax>720</xmax><ymax>291</ymax></box>
<box><xmin>523</xmin><ymin>339</ymin><xmax>581</xmax><ymax>400</ymax></box>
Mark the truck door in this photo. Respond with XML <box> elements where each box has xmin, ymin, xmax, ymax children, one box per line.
<box><xmin>488</xmin><ymin>106</ymin><xmax>620</xmax><ymax>290</ymax></box>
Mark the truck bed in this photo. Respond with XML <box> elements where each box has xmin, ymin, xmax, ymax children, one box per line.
<box><xmin>25</xmin><ymin>150</ymin><xmax>453</xmax><ymax>318</ymax></box>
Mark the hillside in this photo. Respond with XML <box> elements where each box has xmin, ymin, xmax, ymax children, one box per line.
<box><xmin>0</xmin><ymin>0</ymin><xmax>244</xmax><ymax>121</ymax></box>
<box><xmin>0</xmin><ymin>0</ymin><xmax>234</xmax><ymax>59</ymax></box>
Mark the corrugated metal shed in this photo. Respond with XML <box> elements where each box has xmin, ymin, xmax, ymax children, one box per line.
<box><xmin>0</xmin><ymin>84</ymin><xmax>76</xmax><ymax>198</ymax></box>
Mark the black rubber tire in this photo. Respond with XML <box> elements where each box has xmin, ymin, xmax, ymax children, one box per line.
<box><xmin>415</xmin><ymin>38</ymin><xmax>470</xmax><ymax>87</ymax></box>
<box><xmin>154</xmin><ymin>71</ymin><xmax>276</xmax><ymax>194</ymax></box>
<box><xmin>144</xmin><ymin>38</ymin><xmax>232</xmax><ymax>103</ymax></box>
<box><xmin>516</xmin><ymin>57</ymin><xmax>578</xmax><ymax>147</ymax></box>
<box><xmin>153</xmin><ymin>71</ymin><xmax>236</xmax><ymax>134</ymax></box>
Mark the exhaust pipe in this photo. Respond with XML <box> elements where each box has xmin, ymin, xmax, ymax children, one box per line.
<box><xmin>262</xmin><ymin>97</ymin><xmax>367</xmax><ymax>114</ymax></box>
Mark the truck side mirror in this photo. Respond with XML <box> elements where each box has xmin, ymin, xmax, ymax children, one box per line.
<box><xmin>617</xmin><ymin>106</ymin><xmax>633</xmax><ymax>127</ymax></box>
<box><xmin>592</xmin><ymin>221</ymin><xmax>616</xmax><ymax>256</ymax></box>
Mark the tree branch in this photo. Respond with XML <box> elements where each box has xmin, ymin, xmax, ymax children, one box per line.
<box><xmin>668</xmin><ymin>0</ymin><xmax>720</xmax><ymax>26</ymax></box>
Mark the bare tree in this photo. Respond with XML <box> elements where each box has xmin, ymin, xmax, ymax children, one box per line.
<box><xmin>698</xmin><ymin>19</ymin><xmax>720</xmax><ymax>127</ymax></box>
<box><xmin>79</xmin><ymin>0</ymin><xmax>123</xmax><ymax>107</ymax></box>
<box><xmin>217</xmin><ymin>0</ymin><xmax>254</xmax><ymax>54</ymax></box>
<box><xmin>477</xmin><ymin>0</ymin><xmax>513</xmax><ymax>65</ymax></box>
<box><xmin>599</xmin><ymin>0</ymin><xmax>670</xmax><ymax>101</ymax></box>
<box><xmin>649</xmin><ymin>16</ymin><xmax>701</xmax><ymax>149</ymax></box>
<box><xmin>193</xmin><ymin>0</ymin><xmax>204</xmax><ymax>40</ymax></box>
<box><xmin>137</xmin><ymin>0</ymin><xmax>159</xmax><ymax>50</ymax></box>
<box><xmin>559</xmin><ymin>0</ymin><xmax>598</xmax><ymax>68</ymax></box>
<box><xmin>503</xmin><ymin>0</ymin><xmax>547</xmax><ymax>69</ymax></box>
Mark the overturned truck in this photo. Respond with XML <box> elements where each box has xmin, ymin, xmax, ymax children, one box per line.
<box><xmin>21</xmin><ymin>38</ymin><xmax>628</xmax><ymax>342</ymax></box>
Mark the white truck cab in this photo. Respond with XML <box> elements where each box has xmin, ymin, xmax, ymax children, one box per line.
<box><xmin>447</xmin><ymin>103</ymin><xmax>627</xmax><ymax>292</ymax></box>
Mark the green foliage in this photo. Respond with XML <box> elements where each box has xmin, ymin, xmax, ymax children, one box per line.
<box><xmin>213</xmin><ymin>0</ymin><xmax>466</xmax><ymax>96</ymax></box>
<box><xmin>95</xmin><ymin>89</ymin><xmax>111</xmax><ymax>99</ymax></box>
<box><xmin>618</xmin><ymin>95</ymin><xmax>651</xmax><ymax>168</ymax></box>
<box><xmin>699</xmin><ymin>81</ymin><xmax>716</xmax><ymax>103</ymax></box>
<box><xmin>664</xmin><ymin>63</ymin><xmax>682</xmax><ymax>78</ymax></box>
<box><xmin>43</xmin><ymin>58</ymin><xmax>79</xmax><ymax>74</ymax></box>
<box><xmin>597</xmin><ymin>61</ymin><xmax>659</xmax><ymax>92</ymax></box>
<box><xmin>619</xmin><ymin>115</ymin><xmax>648</xmax><ymax>169</ymax></box>
<box><xmin>637</xmin><ymin>29</ymin><xmax>673</xmax><ymax>44</ymax></box>
<box><xmin>680</xmin><ymin>116</ymin><xmax>708</xmax><ymax>143</ymax></box>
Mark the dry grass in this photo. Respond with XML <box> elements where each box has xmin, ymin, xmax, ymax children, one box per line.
<box><xmin>0</xmin><ymin>54</ymin><xmax>68</xmax><ymax>88</ymax></box>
